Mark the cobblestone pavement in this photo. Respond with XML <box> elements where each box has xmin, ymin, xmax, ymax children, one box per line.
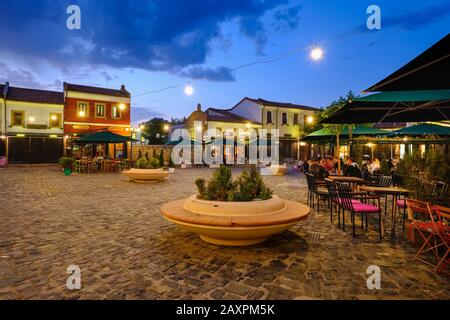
<box><xmin>0</xmin><ymin>166</ymin><xmax>448</xmax><ymax>300</ymax></box>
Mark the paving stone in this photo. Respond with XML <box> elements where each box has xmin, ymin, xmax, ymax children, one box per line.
<box><xmin>0</xmin><ymin>166</ymin><xmax>448</xmax><ymax>300</ymax></box>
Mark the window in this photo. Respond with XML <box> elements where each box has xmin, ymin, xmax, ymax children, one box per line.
<box><xmin>49</xmin><ymin>113</ymin><xmax>61</xmax><ymax>128</ymax></box>
<box><xmin>112</xmin><ymin>105</ymin><xmax>122</xmax><ymax>119</ymax></box>
<box><xmin>267</xmin><ymin>111</ymin><xmax>272</xmax><ymax>124</ymax></box>
<box><xmin>77</xmin><ymin>102</ymin><xmax>89</xmax><ymax>117</ymax></box>
<box><xmin>12</xmin><ymin>110</ymin><xmax>25</xmax><ymax>126</ymax></box>
<box><xmin>95</xmin><ymin>104</ymin><xmax>105</xmax><ymax>117</ymax></box>
<box><xmin>282</xmin><ymin>112</ymin><xmax>288</xmax><ymax>125</ymax></box>
<box><xmin>293</xmin><ymin>114</ymin><xmax>299</xmax><ymax>125</ymax></box>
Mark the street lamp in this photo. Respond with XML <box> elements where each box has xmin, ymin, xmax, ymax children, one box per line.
<box><xmin>184</xmin><ymin>84</ymin><xmax>194</xmax><ymax>96</ymax></box>
<box><xmin>310</xmin><ymin>47</ymin><xmax>324</xmax><ymax>61</ymax></box>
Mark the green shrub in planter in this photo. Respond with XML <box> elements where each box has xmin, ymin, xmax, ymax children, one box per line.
<box><xmin>148</xmin><ymin>157</ymin><xmax>160</xmax><ymax>169</ymax></box>
<box><xmin>196</xmin><ymin>166</ymin><xmax>272</xmax><ymax>202</ymax></box>
<box><xmin>136</xmin><ymin>157</ymin><xmax>148</xmax><ymax>169</ymax></box>
<box><xmin>59</xmin><ymin>157</ymin><xmax>73</xmax><ymax>175</ymax></box>
<box><xmin>136</xmin><ymin>157</ymin><xmax>161</xmax><ymax>169</ymax></box>
<box><xmin>159</xmin><ymin>150</ymin><xmax>164</xmax><ymax>168</ymax></box>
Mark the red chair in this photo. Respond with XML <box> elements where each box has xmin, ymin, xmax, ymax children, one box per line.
<box><xmin>434</xmin><ymin>205</ymin><xmax>450</xmax><ymax>273</ymax></box>
<box><xmin>406</xmin><ymin>199</ymin><xmax>444</xmax><ymax>269</ymax></box>
<box><xmin>336</xmin><ymin>182</ymin><xmax>383</xmax><ymax>239</ymax></box>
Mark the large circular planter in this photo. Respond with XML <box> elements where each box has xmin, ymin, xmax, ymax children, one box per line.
<box><xmin>161</xmin><ymin>195</ymin><xmax>310</xmax><ymax>246</ymax></box>
<box><xmin>122</xmin><ymin>168</ymin><xmax>171</xmax><ymax>182</ymax></box>
<box><xmin>270</xmin><ymin>164</ymin><xmax>287</xmax><ymax>176</ymax></box>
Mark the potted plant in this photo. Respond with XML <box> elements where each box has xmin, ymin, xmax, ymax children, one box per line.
<box><xmin>122</xmin><ymin>157</ymin><xmax>172</xmax><ymax>182</ymax></box>
<box><xmin>161</xmin><ymin>166</ymin><xmax>310</xmax><ymax>246</ymax></box>
<box><xmin>59</xmin><ymin>157</ymin><xmax>73</xmax><ymax>176</ymax></box>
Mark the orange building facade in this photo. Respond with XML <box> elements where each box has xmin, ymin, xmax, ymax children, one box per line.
<box><xmin>63</xmin><ymin>82</ymin><xmax>131</xmax><ymax>137</ymax></box>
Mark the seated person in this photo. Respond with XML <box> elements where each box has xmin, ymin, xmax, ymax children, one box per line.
<box><xmin>343</xmin><ymin>157</ymin><xmax>362</xmax><ymax>178</ymax></box>
<box><xmin>308</xmin><ymin>158</ymin><xmax>327</xmax><ymax>180</ymax></box>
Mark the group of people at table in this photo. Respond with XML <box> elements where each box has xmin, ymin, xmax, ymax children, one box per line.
<box><xmin>72</xmin><ymin>153</ymin><xmax>131</xmax><ymax>172</ymax></box>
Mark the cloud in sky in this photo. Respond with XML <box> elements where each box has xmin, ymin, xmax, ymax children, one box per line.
<box><xmin>351</xmin><ymin>1</ymin><xmax>450</xmax><ymax>34</ymax></box>
<box><xmin>0</xmin><ymin>0</ymin><xmax>304</xmax><ymax>82</ymax></box>
<box><xmin>180</xmin><ymin>66</ymin><xmax>235</xmax><ymax>82</ymax></box>
<box><xmin>383</xmin><ymin>1</ymin><xmax>450</xmax><ymax>30</ymax></box>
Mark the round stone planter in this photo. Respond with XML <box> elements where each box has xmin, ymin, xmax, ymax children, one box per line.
<box><xmin>122</xmin><ymin>168</ymin><xmax>171</xmax><ymax>182</ymax></box>
<box><xmin>161</xmin><ymin>195</ymin><xmax>310</xmax><ymax>246</ymax></box>
<box><xmin>270</xmin><ymin>165</ymin><xmax>287</xmax><ymax>176</ymax></box>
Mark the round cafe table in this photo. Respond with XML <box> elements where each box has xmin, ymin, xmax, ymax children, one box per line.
<box><xmin>359</xmin><ymin>186</ymin><xmax>411</xmax><ymax>237</ymax></box>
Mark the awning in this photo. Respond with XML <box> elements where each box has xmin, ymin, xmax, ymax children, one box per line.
<box><xmin>390</xmin><ymin>123</ymin><xmax>450</xmax><ymax>136</ymax></box>
<box><xmin>75</xmin><ymin>131</ymin><xmax>134</xmax><ymax>143</ymax></box>
<box><xmin>303</xmin><ymin>125</ymin><xmax>388</xmax><ymax>141</ymax></box>
<box><xmin>365</xmin><ymin>33</ymin><xmax>450</xmax><ymax>92</ymax></box>
<box><xmin>321</xmin><ymin>90</ymin><xmax>450</xmax><ymax>124</ymax></box>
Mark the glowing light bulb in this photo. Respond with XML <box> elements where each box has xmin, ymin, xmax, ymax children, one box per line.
<box><xmin>184</xmin><ymin>85</ymin><xmax>194</xmax><ymax>96</ymax></box>
<box><xmin>163</xmin><ymin>124</ymin><xmax>170</xmax><ymax>131</ymax></box>
<box><xmin>246</xmin><ymin>123</ymin><xmax>251</xmax><ymax>129</ymax></box>
<box><xmin>310</xmin><ymin>47</ymin><xmax>323</xmax><ymax>61</ymax></box>
<box><xmin>119</xmin><ymin>103</ymin><xmax>126</xmax><ymax>111</ymax></box>
<box><xmin>306</xmin><ymin>116</ymin><xmax>314</xmax><ymax>124</ymax></box>
<box><xmin>51</xmin><ymin>115</ymin><xmax>58</xmax><ymax>121</ymax></box>
<box><xmin>28</xmin><ymin>116</ymin><xmax>35</xmax><ymax>123</ymax></box>
<box><xmin>78</xmin><ymin>111</ymin><xmax>86</xmax><ymax>117</ymax></box>
<box><xmin>139</xmin><ymin>125</ymin><xmax>145</xmax><ymax>130</ymax></box>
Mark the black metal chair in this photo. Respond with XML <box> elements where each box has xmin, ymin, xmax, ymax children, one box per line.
<box><xmin>306</xmin><ymin>173</ymin><xmax>328</xmax><ymax>212</ymax></box>
<box><xmin>336</xmin><ymin>182</ymin><xmax>383</xmax><ymax>239</ymax></box>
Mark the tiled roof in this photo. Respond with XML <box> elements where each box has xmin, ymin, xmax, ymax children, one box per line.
<box><xmin>206</xmin><ymin>108</ymin><xmax>261</xmax><ymax>125</ymax></box>
<box><xmin>244</xmin><ymin>97</ymin><xmax>319</xmax><ymax>111</ymax></box>
<box><xmin>6</xmin><ymin>86</ymin><xmax>64</xmax><ymax>104</ymax></box>
<box><xmin>64</xmin><ymin>82</ymin><xmax>130</xmax><ymax>98</ymax></box>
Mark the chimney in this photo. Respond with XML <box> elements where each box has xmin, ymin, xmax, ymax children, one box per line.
<box><xmin>197</xmin><ymin>103</ymin><xmax>202</xmax><ymax>112</ymax></box>
<box><xmin>120</xmin><ymin>84</ymin><xmax>126</xmax><ymax>92</ymax></box>
<box><xmin>3</xmin><ymin>82</ymin><xmax>9</xmax><ymax>97</ymax></box>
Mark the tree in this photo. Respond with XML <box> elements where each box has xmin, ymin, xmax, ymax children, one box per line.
<box><xmin>142</xmin><ymin>117</ymin><xmax>170</xmax><ymax>145</ymax></box>
<box><xmin>321</xmin><ymin>91</ymin><xmax>357</xmax><ymax>174</ymax></box>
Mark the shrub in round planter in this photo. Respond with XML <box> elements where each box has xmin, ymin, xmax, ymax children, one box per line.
<box><xmin>59</xmin><ymin>157</ymin><xmax>73</xmax><ymax>176</ymax></box>
<box><xmin>135</xmin><ymin>157</ymin><xmax>160</xmax><ymax>169</ymax></box>
<box><xmin>162</xmin><ymin>166</ymin><xmax>310</xmax><ymax>246</ymax></box>
<box><xmin>123</xmin><ymin>157</ymin><xmax>170</xmax><ymax>182</ymax></box>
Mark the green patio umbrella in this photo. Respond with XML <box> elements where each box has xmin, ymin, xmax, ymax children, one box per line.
<box><xmin>321</xmin><ymin>90</ymin><xmax>450</xmax><ymax>124</ymax></box>
<box><xmin>76</xmin><ymin>131</ymin><xmax>135</xmax><ymax>143</ymax></box>
<box><xmin>303</xmin><ymin>125</ymin><xmax>388</xmax><ymax>141</ymax></box>
<box><xmin>390</xmin><ymin>123</ymin><xmax>450</xmax><ymax>136</ymax></box>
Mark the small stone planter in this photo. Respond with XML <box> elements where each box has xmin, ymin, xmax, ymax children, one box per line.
<box><xmin>122</xmin><ymin>168</ymin><xmax>171</xmax><ymax>182</ymax></box>
<box><xmin>161</xmin><ymin>195</ymin><xmax>310</xmax><ymax>246</ymax></box>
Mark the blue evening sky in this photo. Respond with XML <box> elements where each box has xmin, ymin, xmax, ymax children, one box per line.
<box><xmin>0</xmin><ymin>0</ymin><xmax>449</xmax><ymax>123</ymax></box>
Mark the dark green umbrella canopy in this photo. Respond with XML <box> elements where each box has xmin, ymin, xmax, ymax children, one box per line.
<box><xmin>303</xmin><ymin>125</ymin><xmax>388</xmax><ymax>141</ymax></box>
<box><xmin>321</xmin><ymin>90</ymin><xmax>450</xmax><ymax>124</ymax></box>
<box><xmin>76</xmin><ymin>131</ymin><xmax>134</xmax><ymax>143</ymax></box>
<box><xmin>365</xmin><ymin>33</ymin><xmax>450</xmax><ymax>92</ymax></box>
<box><xmin>390</xmin><ymin>123</ymin><xmax>450</xmax><ymax>136</ymax></box>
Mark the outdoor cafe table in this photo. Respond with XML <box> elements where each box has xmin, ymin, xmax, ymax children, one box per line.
<box><xmin>327</xmin><ymin>176</ymin><xmax>364</xmax><ymax>191</ymax></box>
<box><xmin>359</xmin><ymin>186</ymin><xmax>411</xmax><ymax>237</ymax></box>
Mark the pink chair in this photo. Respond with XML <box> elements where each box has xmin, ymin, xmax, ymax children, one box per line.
<box><xmin>336</xmin><ymin>182</ymin><xmax>383</xmax><ymax>239</ymax></box>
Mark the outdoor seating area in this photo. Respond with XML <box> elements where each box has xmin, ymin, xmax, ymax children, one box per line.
<box><xmin>302</xmin><ymin>168</ymin><xmax>449</xmax><ymax>274</ymax></box>
<box><xmin>71</xmin><ymin>158</ymin><xmax>132</xmax><ymax>173</ymax></box>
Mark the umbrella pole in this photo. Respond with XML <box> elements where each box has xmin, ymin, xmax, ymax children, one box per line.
<box><xmin>336</xmin><ymin>134</ymin><xmax>341</xmax><ymax>175</ymax></box>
